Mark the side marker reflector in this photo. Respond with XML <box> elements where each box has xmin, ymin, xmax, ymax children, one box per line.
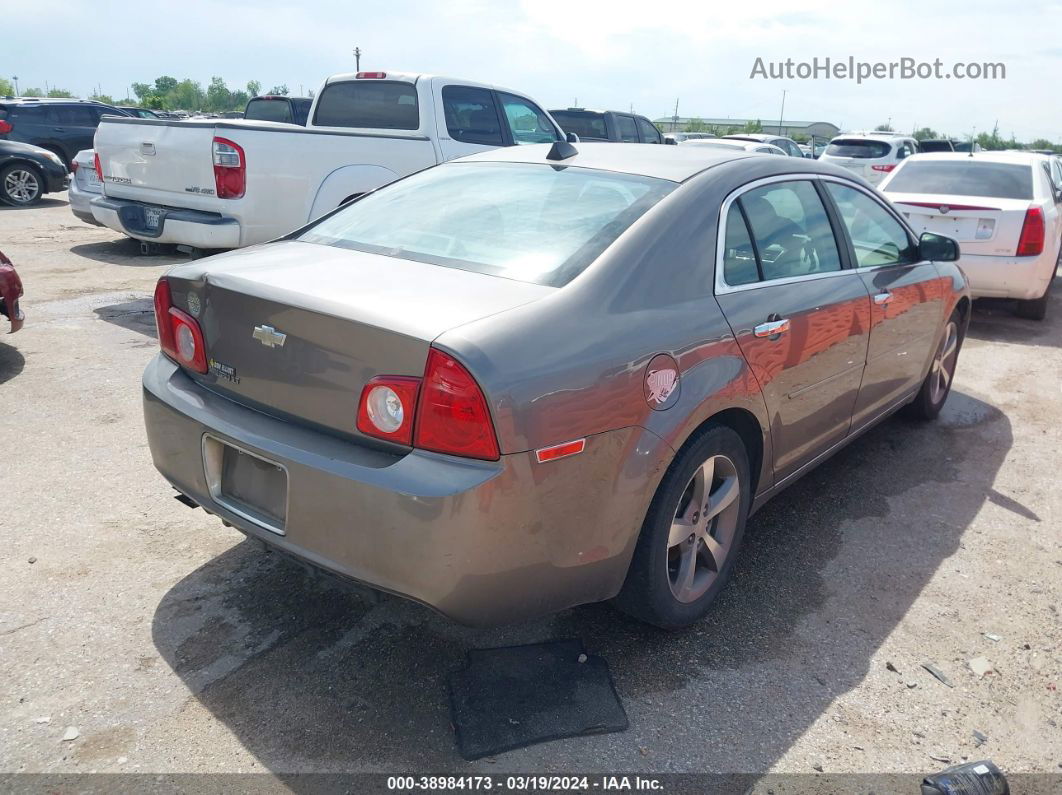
<box><xmin>535</xmin><ymin>438</ymin><xmax>586</xmax><ymax>464</ymax></box>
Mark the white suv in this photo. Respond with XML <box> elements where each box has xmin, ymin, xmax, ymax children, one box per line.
<box><xmin>819</xmin><ymin>133</ymin><xmax>920</xmax><ymax>186</ymax></box>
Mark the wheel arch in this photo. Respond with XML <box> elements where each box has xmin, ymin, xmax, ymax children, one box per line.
<box><xmin>674</xmin><ymin>406</ymin><xmax>767</xmax><ymax>500</ymax></box>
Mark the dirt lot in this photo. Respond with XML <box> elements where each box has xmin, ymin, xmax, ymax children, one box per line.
<box><xmin>1</xmin><ymin>194</ymin><xmax>1060</xmax><ymax>783</ymax></box>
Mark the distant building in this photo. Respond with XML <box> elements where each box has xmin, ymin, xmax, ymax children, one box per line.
<box><xmin>654</xmin><ymin>116</ymin><xmax>840</xmax><ymax>141</ymax></box>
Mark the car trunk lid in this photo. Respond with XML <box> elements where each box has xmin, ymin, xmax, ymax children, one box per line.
<box><xmin>165</xmin><ymin>241</ymin><xmax>552</xmax><ymax>443</ymax></box>
<box><xmin>888</xmin><ymin>192</ymin><xmax>1035</xmax><ymax>256</ymax></box>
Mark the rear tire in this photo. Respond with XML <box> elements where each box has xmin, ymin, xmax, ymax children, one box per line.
<box><xmin>615</xmin><ymin>424</ymin><xmax>751</xmax><ymax>629</ymax></box>
<box><xmin>905</xmin><ymin>310</ymin><xmax>962</xmax><ymax>420</ymax></box>
<box><xmin>0</xmin><ymin>163</ymin><xmax>44</xmax><ymax>206</ymax></box>
<box><xmin>1014</xmin><ymin>282</ymin><xmax>1050</xmax><ymax>321</ymax></box>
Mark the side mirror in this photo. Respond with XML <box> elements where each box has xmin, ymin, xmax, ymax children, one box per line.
<box><xmin>664</xmin><ymin>137</ymin><xmax>678</xmax><ymax>146</ymax></box>
<box><xmin>919</xmin><ymin>232</ymin><xmax>960</xmax><ymax>262</ymax></box>
<box><xmin>565</xmin><ymin>131</ymin><xmax>580</xmax><ymax>144</ymax></box>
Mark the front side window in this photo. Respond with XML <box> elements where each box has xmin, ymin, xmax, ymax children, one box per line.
<box><xmin>825</xmin><ymin>182</ymin><xmax>917</xmax><ymax>267</ymax></box>
<box><xmin>615</xmin><ymin>115</ymin><xmax>639</xmax><ymax>143</ymax></box>
<box><xmin>313</xmin><ymin>80</ymin><xmax>419</xmax><ymax>130</ymax></box>
<box><xmin>442</xmin><ymin>86</ymin><xmax>503</xmax><ymax>146</ymax></box>
<box><xmin>738</xmin><ymin>181</ymin><xmax>842</xmax><ymax>281</ymax></box>
<box><xmin>496</xmin><ymin>93</ymin><xmax>559</xmax><ymax>145</ymax></box>
<box><xmin>299</xmin><ymin>163</ymin><xmax>674</xmax><ymax>287</ymax></box>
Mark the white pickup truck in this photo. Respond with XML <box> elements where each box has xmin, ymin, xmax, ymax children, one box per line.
<box><xmin>90</xmin><ymin>71</ymin><xmax>565</xmax><ymax>250</ymax></box>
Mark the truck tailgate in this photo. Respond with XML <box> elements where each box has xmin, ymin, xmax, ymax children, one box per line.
<box><xmin>94</xmin><ymin>118</ymin><xmax>221</xmax><ymax>211</ymax></box>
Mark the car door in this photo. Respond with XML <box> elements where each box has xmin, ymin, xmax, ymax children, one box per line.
<box><xmin>55</xmin><ymin>105</ymin><xmax>100</xmax><ymax>157</ymax></box>
<box><xmin>821</xmin><ymin>179</ymin><xmax>945</xmax><ymax>428</ymax></box>
<box><xmin>433</xmin><ymin>82</ymin><xmax>507</xmax><ymax>161</ymax></box>
<box><xmin>715</xmin><ymin>178</ymin><xmax>872</xmax><ymax>480</ymax></box>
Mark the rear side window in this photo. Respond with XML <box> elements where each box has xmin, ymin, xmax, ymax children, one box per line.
<box><xmin>313</xmin><ymin>81</ymin><xmax>419</xmax><ymax>130</ymax></box>
<box><xmin>12</xmin><ymin>105</ymin><xmax>46</xmax><ymax>122</ymax></box>
<box><xmin>442</xmin><ymin>86</ymin><xmax>503</xmax><ymax>146</ymax></box>
<box><xmin>884</xmin><ymin>161</ymin><xmax>1033</xmax><ymax>200</ymax></box>
<box><xmin>496</xmin><ymin>93</ymin><xmax>558</xmax><ymax>145</ymax></box>
<box><xmin>722</xmin><ymin>205</ymin><xmax>759</xmax><ymax>285</ymax></box>
<box><xmin>244</xmin><ymin>98</ymin><xmax>293</xmax><ymax>123</ymax></box>
<box><xmin>615</xmin><ymin>115</ymin><xmax>639</xmax><ymax>143</ymax></box>
<box><xmin>54</xmin><ymin>106</ymin><xmax>99</xmax><ymax>125</ymax></box>
<box><xmin>825</xmin><ymin>183</ymin><xmax>917</xmax><ymax>267</ymax></box>
<box><xmin>636</xmin><ymin>117</ymin><xmax>661</xmax><ymax>143</ymax></box>
<box><xmin>551</xmin><ymin>111</ymin><xmax>608</xmax><ymax>140</ymax></box>
<box><xmin>738</xmin><ymin>181</ymin><xmax>842</xmax><ymax>281</ymax></box>
<box><xmin>826</xmin><ymin>139</ymin><xmax>892</xmax><ymax>159</ymax></box>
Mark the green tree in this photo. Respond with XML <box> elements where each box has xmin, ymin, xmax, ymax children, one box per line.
<box><xmin>154</xmin><ymin>76</ymin><xmax>179</xmax><ymax>95</ymax></box>
<box><xmin>47</xmin><ymin>88</ymin><xmax>74</xmax><ymax>98</ymax></box>
<box><xmin>171</xmin><ymin>79</ymin><xmax>202</xmax><ymax>111</ymax></box>
<box><xmin>247</xmin><ymin>80</ymin><xmax>261</xmax><ymax>97</ymax></box>
<box><xmin>268</xmin><ymin>84</ymin><xmax>289</xmax><ymax>96</ymax></box>
<box><xmin>685</xmin><ymin>117</ymin><xmax>708</xmax><ymax>132</ymax></box>
<box><xmin>874</xmin><ymin>122</ymin><xmax>894</xmax><ymax>132</ymax></box>
<box><xmin>91</xmin><ymin>93</ymin><xmax>116</xmax><ymax>104</ymax></box>
<box><xmin>204</xmin><ymin>76</ymin><xmax>231</xmax><ymax>112</ymax></box>
<box><xmin>912</xmin><ymin>127</ymin><xmax>939</xmax><ymax>141</ymax></box>
<box><xmin>23</xmin><ymin>87</ymin><xmax>44</xmax><ymax>97</ymax></box>
<box><xmin>743</xmin><ymin>119</ymin><xmax>763</xmax><ymax>133</ymax></box>
<box><xmin>0</xmin><ymin>78</ymin><xmax>13</xmax><ymax>96</ymax></box>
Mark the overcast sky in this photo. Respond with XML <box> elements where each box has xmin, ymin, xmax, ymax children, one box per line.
<box><xmin>6</xmin><ymin>0</ymin><xmax>1061</xmax><ymax>141</ymax></box>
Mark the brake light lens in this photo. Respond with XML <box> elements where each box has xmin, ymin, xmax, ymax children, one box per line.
<box><xmin>212</xmin><ymin>137</ymin><xmax>245</xmax><ymax>199</ymax></box>
<box><xmin>871</xmin><ymin>164</ymin><xmax>896</xmax><ymax>172</ymax></box>
<box><xmin>70</xmin><ymin>160</ymin><xmax>79</xmax><ymax>173</ymax></box>
<box><xmin>153</xmin><ymin>278</ymin><xmax>208</xmax><ymax>373</ymax></box>
<box><xmin>0</xmin><ymin>120</ymin><xmax>12</xmax><ymax>134</ymax></box>
<box><xmin>356</xmin><ymin>376</ymin><xmax>421</xmax><ymax>445</ymax></box>
<box><xmin>356</xmin><ymin>72</ymin><xmax>387</xmax><ymax>79</ymax></box>
<box><xmin>94</xmin><ymin>151</ymin><xmax>103</xmax><ymax>182</ymax></box>
<box><xmin>1016</xmin><ymin>206</ymin><xmax>1045</xmax><ymax>257</ymax></box>
<box><xmin>414</xmin><ymin>348</ymin><xmax>499</xmax><ymax>460</ymax></box>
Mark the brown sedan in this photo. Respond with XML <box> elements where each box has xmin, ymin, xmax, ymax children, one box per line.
<box><xmin>143</xmin><ymin>143</ymin><xmax>969</xmax><ymax>627</ymax></box>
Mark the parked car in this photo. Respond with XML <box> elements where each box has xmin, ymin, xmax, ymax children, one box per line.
<box><xmin>549</xmin><ymin>108</ymin><xmax>663</xmax><ymax>144</ymax></box>
<box><xmin>663</xmin><ymin>132</ymin><xmax>716</xmax><ymax>145</ymax></box>
<box><xmin>819</xmin><ymin>133</ymin><xmax>920</xmax><ymax>185</ymax></box>
<box><xmin>142</xmin><ymin>142</ymin><xmax>968</xmax><ymax>628</ymax></box>
<box><xmin>0</xmin><ymin>249</ymin><xmax>24</xmax><ymax>333</ymax></box>
<box><xmin>91</xmin><ymin>71</ymin><xmax>564</xmax><ymax>251</ymax></box>
<box><xmin>243</xmin><ymin>95</ymin><xmax>313</xmax><ymax>126</ymax></box>
<box><xmin>118</xmin><ymin>107</ymin><xmax>160</xmax><ymax>119</ymax></box>
<box><xmin>918</xmin><ymin>139</ymin><xmax>956</xmax><ymax>153</ymax></box>
<box><xmin>0</xmin><ymin>140</ymin><xmax>69</xmax><ymax>206</ymax></box>
<box><xmin>68</xmin><ymin>148</ymin><xmax>102</xmax><ymax>225</ymax></box>
<box><xmin>681</xmin><ymin>139</ymin><xmax>786</xmax><ymax>155</ymax></box>
<box><xmin>881</xmin><ymin>152</ymin><xmax>1061</xmax><ymax>320</ymax></box>
<box><xmin>0</xmin><ymin>98</ymin><xmax>131</xmax><ymax>168</ymax></box>
<box><xmin>722</xmin><ymin>133</ymin><xmax>805</xmax><ymax>158</ymax></box>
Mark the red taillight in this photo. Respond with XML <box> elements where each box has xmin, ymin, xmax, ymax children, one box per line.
<box><xmin>212</xmin><ymin>136</ymin><xmax>245</xmax><ymax>199</ymax></box>
<box><xmin>871</xmin><ymin>164</ymin><xmax>897</xmax><ymax>172</ymax></box>
<box><xmin>414</xmin><ymin>348</ymin><xmax>499</xmax><ymax>460</ymax></box>
<box><xmin>0</xmin><ymin>120</ymin><xmax>12</xmax><ymax>134</ymax></box>
<box><xmin>356</xmin><ymin>72</ymin><xmax>387</xmax><ymax>79</ymax></box>
<box><xmin>1016</xmin><ymin>206</ymin><xmax>1045</xmax><ymax>257</ymax></box>
<box><xmin>153</xmin><ymin>278</ymin><xmax>208</xmax><ymax>373</ymax></box>
<box><xmin>356</xmin><ymin>376</ymin><xmax>421</xmax><ymax>445</ymax></box>
<box><xmin>70</xmin><ymin>160</ymin><xmax>79</xmax><ymax>173</ymax></box>
<box><xmin>93</xmin><ymin>152</ymin><xmax>104</xmax><ymax>182</ymax></box>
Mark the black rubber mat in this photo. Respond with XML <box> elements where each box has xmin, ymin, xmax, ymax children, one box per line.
<box><xmin>449</xmin><ymin>639</ymin><xmax>628</xmax><ymax>760</ymax></box>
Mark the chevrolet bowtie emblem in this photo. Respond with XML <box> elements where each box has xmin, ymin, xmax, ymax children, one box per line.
<box><xmin>252</xmin><ymin>325</ymin><xmax>287</xmax><ymax>348</ymax></box>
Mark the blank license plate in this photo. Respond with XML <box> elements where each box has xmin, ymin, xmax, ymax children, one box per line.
<box><xmin>203</xmin><ymin>435</ymin><xmax>288</xmax><ymax>533</ymax></box>
<box><xmin>144</xmin><ymin>206</ymin><xmax>163</xmax><ymax>229</ymax></box>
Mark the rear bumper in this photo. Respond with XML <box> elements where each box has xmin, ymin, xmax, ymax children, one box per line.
<box><xmin>68</xmin><ymin>177</ymin><xmax>102</xmax><ymax>225</ymax></box>
<box><xmin>90</xmin><ymin>196</ymin><xmax>241</xmax><ymax>248</ymax></box>
<box><xmin>142</xmin><ymin>355</ymin><xmax>668</xmax><ymax>625</ymax></box>
<box><xmin>958</xmin><ymin>250</ymin><xmax>1058</xmax><ymax>300</ymax></box>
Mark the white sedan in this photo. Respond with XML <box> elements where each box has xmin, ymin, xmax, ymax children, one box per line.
<box><xmin>881</xmin><ymin>152</ymin><xmax>1061</xmax><ymax>320</ymax></box>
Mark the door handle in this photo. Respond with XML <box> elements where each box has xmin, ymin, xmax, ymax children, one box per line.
<box><xmin>874</xmin><ymin>291</ymin><xmax>893</xmax><ymax>305</ymax></box>
<box><xmin>754</xmin><ymin>318</ymin><xmax>790</xmax><ymax>338</ymax></box>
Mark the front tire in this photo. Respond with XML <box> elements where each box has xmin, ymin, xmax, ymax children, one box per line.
<box><xmin>905</xmin><ymin>310</ymin><xmax>962</xmax><ymax>420</ymax></box>
<box><xmin>0</xmin><ymin>163</ymin><xmax>44</xmax><ymax>206</ymax></box>
<box><xmin>615</xmin><ymin>424</ymin><xmax>751</xmax><ymax>629</ymax></box>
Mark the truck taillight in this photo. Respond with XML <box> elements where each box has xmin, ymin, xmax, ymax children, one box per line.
<box><xmin>212</xmin><ymin>137</ymin><xmax>245</xmax><ymax>199</ymax></box>
<box><xmin>0</xmin><ymin>120</ymin><xmax>12</xmax><ymax>134</ymax></box>
<box><xmin>1016</xmin><ymin>206</ymin><xmax>1045</xmax><ymax>257</ymax></box>
<box><xmin>94</xmin><ymin>152</ymin><xmax>103</xmax><ymax>182</ymax></box>
<box><xmin>153</xmin><ymin>278</ymin><xmax>208</xmax><ymax>374</ymax></box>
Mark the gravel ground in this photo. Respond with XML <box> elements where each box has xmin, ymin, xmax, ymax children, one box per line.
<box><xmin>1</xmin><ymin>194</ymin><xmax>1059</xmax><ymax>783</ymax></box>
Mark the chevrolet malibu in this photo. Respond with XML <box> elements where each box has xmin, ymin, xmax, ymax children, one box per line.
<box><xmin>144</xmin><ymin>143</ymin><xmax>969</xmax><ymax>628</ymax></box>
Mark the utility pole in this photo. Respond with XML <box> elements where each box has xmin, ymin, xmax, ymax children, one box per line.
<box><xmin>778</xmin><ymin>90</ymin><xmax>787</xmax><ymax>136</ymax></box>
<box><xmin>11</xmin><ymin>76</ymin><xmax>18</xmax><ymax>96</ymax></box>
<box><xmin>672</xmin><ymin>98</ymin><xmax>679</xmax><ymax>132</ymax></box>
<box><xmin>353</xmin><ymin>47</ymin><xmax>362</xmax><ymax>71</ymax></box>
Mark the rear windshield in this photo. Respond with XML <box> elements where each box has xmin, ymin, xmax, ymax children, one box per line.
<box><xmin>885</xmin><ymin>161</ymin><xmax>1033</xmax><ymax>200</ymax></box>
<box><xmin>917</xmin><ymin>140</ymin><xmax>954</xmax><ymax>153</ymax></box>
<box><xmin>826</xmin><ymin>139</ymin><xmax>892</xmax><ymax>158</ymax></box>
<box><xmin>312</xmin><ymin>80</ymin><xmax>419</xmax><ymax>130</ymax></box>
<box><xmin>244</xmin><ymin>98</ymin><xmax>294</xmax><ymax>124</ymax></box>
<box><xmin>299</xmin><ymin>162</ymin><xmax>676</xmax><ymax>287</ymax></box>
<box><xmin>551</xmin><ymin>111</ymin><xmax>608</xmax><ymax>140</ymax></box>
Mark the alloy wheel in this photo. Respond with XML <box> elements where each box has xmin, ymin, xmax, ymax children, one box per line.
<box><xmin>929</xmin><ymin>321</ymin><xmax>959</xmax><ymax>404</ymax></box>
<box><xmin>3</xmin><ymin>169</ymin><xmax>40</xmax><ymax>204</ymax></box>
<box><xmin>667</xmin><ymin>454</ymin><xmax>741</xmax><ymax>603</ymax></box>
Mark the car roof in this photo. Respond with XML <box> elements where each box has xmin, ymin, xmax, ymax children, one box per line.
<box><xmin>454</xmin><ymin>142</ymin><xmax>803</xmax><ymax>182</ymax></box>
<box><xmin>723</xmin><ymin>134</ymin><xmax>773</xmax><ymax>142</ymax></box>
<box><xmin>831</xmin><ymin>132</ymin><xmax>909</xmax><ymax>142</ymax></box>
<box><xmin>0</xmin><ymin>97</ymin><xmax>115</xmax><ymax>106</ymax></box>
<box><xmin>902</xmin><ymin>151</ymin><xmax>1051</xmax><ymax>165</ymax></box>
